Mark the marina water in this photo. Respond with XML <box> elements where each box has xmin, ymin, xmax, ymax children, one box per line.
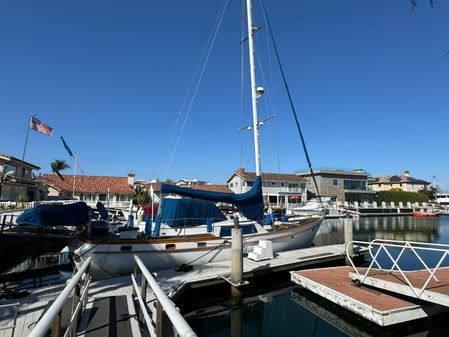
<box><xmin>185</xmin><ymin>215</ymin><xmax>449</xmax><ymax>337</ymax></box>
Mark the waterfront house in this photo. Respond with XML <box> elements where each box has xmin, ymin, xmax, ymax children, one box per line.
<box><xmin>296</xmin><ymin>169</ymin><xmax>376</xmax><ymax>203</ymax></box>
<box><xmin>40</xmin><ymin>173</ymin><xmax>135</xmax><ymax>208</ymax></box>
<box><xmin>0</xmin><ymin>153</ymin><xmax>42</xmax><ymax>202</ymax></box>
<box><xmin>226</xmin><ymin>168</ymin><xmax>306</xmax><ymax>208</ymax></box>
<box><xmin>369</xmin><ymin>170</ymin><xmax>430</xmax><ymax>193</ymax></box>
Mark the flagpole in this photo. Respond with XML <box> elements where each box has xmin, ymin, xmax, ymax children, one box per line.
<box><xmin>151</xmin><ymin>184</ymin><xmax>154</xmax><ymax>222</ymax></box>
<box><xmin>15</xmin><ymin>113</ymin><xmax>33</xmax><ymax>204</ymax></box>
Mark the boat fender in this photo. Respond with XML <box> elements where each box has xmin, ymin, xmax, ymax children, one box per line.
<box><xmin>153</xmin><ymin>220</ymin><xmax>161</xmax><ymax>236</ymax></box>
<box><xmin>145</xmin><ymin>215</ymin><xmax>152</xmax><ymax>235</ymax></box>
<box><xmin>206</xmin><ymin>218</ymin><xmax>213</xmax><ymax>233</ymax></box>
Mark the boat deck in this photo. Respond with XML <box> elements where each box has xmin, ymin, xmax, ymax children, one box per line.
<box><xmin>291</xmin><ymin>266</ymin><xmax>449</xmax><ymax>326</ymax></box>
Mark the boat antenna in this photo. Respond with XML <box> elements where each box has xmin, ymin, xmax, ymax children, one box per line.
<box><xmin>260</xmin><ymin>0</ymin><xmax>322</xmax><ymax>204</ymax></box>
<box><xmin>246</xmin><ymin>0</ymin><xmax>262</xmax><ymax>177</ymax></box>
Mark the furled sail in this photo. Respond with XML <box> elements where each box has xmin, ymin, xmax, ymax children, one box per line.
<box><xmin>160</xmin><ymin>176</ymin><xmax>264</xmax><ymax>221</ymax></box>
<box><xmin>16</xmin><ymin>202</ymin><xmax>90</xmax><ymax>227</ymax></box>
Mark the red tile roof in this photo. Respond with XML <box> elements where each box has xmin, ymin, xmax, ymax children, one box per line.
<box><xmin>191</xmin><ymin>184</ymin><xmax>232</xmax><ymax>193</ymax></box>
<box><xmin>146</xmin><ymin>182</ymin><xmax>231</xmax><ymax>194</ymax></box>
<box><xmin>41</xmin><ymin>174</ymin><xmax>134</xmax><ymax>193</ymax></box>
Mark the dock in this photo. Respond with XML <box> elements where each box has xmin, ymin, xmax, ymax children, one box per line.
<box><xmin>290</xmin><ymin>239</ymin><xmax>449</xmax><ymax>327</ymax></box>
<box><xmin>291</xmin><ymin>266</ymin><xmax>449</xmax><ymax>326</ymax></box>
<box><xmin>0</xmin><ymin>243</ymin><xmax>361</xmax><ymax>337</ymax></box>
<box><xmin>348</xmin><ymin>267</ymin><xmax>449</xmax><ymax>307</ymax></box>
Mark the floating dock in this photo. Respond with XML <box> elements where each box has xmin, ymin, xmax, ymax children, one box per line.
<box><xmin>348</xmin><ymin>267</ymin><xmax>449</xmax><ymax>307</ymax></box>
<box><xmin>0</xmin><ymin>243</ymin><xmax>362</xmax><ymax>337</ymax></box>
<box><xmin>291</xmin><ymin>266</ymin><xmax>449</xmax><ymax>326</ymax></box>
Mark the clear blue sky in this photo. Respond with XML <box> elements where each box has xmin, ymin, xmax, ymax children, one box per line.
<box><xmin>1</xmin><ymin>0</ymin><xmax>448</xmax><ymax>190</ymax></box>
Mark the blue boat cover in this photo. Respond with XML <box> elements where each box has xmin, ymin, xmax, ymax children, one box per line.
<box><xmin>160</xmin><ymin>176</ymin><xmax>264</xmax><ymax>221</ymax></box>
<box><xmin>157</xmin><ymin>198</ymin><xmax>227</xmax><ymax>227</ymax></box>
<box><xmin>16</xmin><ymin>202</ymin><xmax>90</xmax><ymax>227</ymax></box>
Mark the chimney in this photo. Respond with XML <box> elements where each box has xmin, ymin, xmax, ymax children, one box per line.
<box><xmin>127</xmin><ymin>172</ymin><xmax>135</xmax><ymax>186</ymax></box>
<box><xmin>403</xmin><ymin>170</ymin><xmax>410</xmax><ymax>177</ymax></box>
<box><xmin>237</xmin><ymin>167</ymin><xmax>246</xmax><ymax>175</ymax></box>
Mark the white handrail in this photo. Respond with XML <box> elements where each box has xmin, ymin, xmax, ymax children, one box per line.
<box><xmin>28</xmin><ymin>257</ymin><xmax>92</xmax><ymax>337</ymax></box>
<box><xmin>346</xmin><ymin>240</ymin><xmax>449</xmax><ymax>299</ymax></box>
<box><xmin>133</xmin><ymin>255</ymin><xmax>197</xmax><ymax>337</ymax></box>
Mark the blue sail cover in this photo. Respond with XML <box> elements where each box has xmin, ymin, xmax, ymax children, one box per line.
<box><xmin>16</xmin><ymin>202</ymin><xmax>90</xmax><ymax>227</ymax></box>
<box><xmin>157</xmin><ymin>198</ymin><xmax>227</xmax><ymax>227</ymax></box>
<box><xmin>160</xmin><ymin>176</ymin><xmax>264</xmax><ymax>221</ymax></box>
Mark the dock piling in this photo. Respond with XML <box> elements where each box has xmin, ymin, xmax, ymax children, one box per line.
<box><xmin>344</xmin><ymin>219</ymin><xmax>353</xmax><ymax>265</ymax></box>
<box><xmin>231</xmin><ymin>216</ymin><xmax>244</xmax><ymax>308</ymax></box>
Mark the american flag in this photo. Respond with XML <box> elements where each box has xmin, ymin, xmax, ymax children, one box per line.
<box><xmin>29</xmin><ymin>116</ymin><xmax>54</xmax><ymax>136</ymax></box>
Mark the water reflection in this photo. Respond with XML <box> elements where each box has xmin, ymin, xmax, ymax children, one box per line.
<box><xmin>186</xmin><ymin>216</ymin><xmax>449</xmax><ymax>337</ymax></box>
<box><xmin>314</xmin><ymin>216</ymin><xmax>446</xmax><ymax>247</ymax></box>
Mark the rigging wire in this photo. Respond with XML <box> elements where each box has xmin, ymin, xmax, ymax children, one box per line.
<box><xmin>260</xmin><ymin>0</ymin><xmax>322</xmax><ymax>204</ymax></box>
<box><xmin>239</xmin><ymin>0</ymin><xmax>246</xmax><ymax>178</ymax></box>
<box><xmin>163</xmin><ymin>0</ymin><xmax>230</xmax><ymax>180</ymax></box>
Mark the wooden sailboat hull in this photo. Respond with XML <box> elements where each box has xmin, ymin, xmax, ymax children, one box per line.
<box><xmin>72</xmin><ymin>217</ymin><xmax>323</xmax><ymax>279</ymax></box>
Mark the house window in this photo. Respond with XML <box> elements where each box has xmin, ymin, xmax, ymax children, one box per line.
<box><xmin>230</xmin><ymin>183</ymin><xmax>233</xmax><ymax>188</ymax></box>
<box><xmin>247</xmin><ymin>181</ymin><xmax>253</xmax><ymax>187</ymax></box>
<box><xmin>269</xmin><ymin>196</ymin><xmax>277</xmax><ymax>203</ymax></box>
<box><xmin>333</xmin><ymin>179</ymin><xmax>338</xmax><ymax>186</ymax></box>
<box><xmin>281</xmin><ymin>182</ymin><xmax>285</xmax><ymax>187</ymax></box>
<box><xmin>271</xmin><ymin>181</ymin><xmax>277</xmax><ymax>186</ymax></box>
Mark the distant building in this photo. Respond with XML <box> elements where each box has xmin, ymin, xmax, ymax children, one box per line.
<box><xmin>226</xmin><ymin>168</ymin><xmax>305</xmax><ymax>208</ymax></box>
<box><xmin>0</xmin><ymin>153</ymin><xmax>42</xmax><ymax>201</ymax></box>
<box><xmin>369</xmin><ymin>170</ymin><xmax>430</xmax><ymax>193</ymax></box>
<box><xmin>40</xmin><ymin>173</ymin><xmax>135</xmax><ymax>208</ymax></box>
<box><xmin>296</xmin><ymin>169</ymin><xmax>375</xmax><ymax>203</ymax></box>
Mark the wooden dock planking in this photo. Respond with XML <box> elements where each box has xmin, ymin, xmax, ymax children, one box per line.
<box><xmin>0</xmin><ymin>283</ymin><xmax>65</xmax><ymax>337</ymax></box>
<box><xmin>349</xmin><ymin>267</ymin><xmax>449</xmax><ymax>307</ymax></box>
<box><xmin>291</xmin><ymin>266</ymin><xmax>449</xmax><ymax>326</ymax></box>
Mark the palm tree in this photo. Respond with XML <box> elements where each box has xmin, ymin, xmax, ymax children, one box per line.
<box><xmin>50</xmin><ymin>159</ymin><xmax>71</xmax><ymax>181</ymax></box>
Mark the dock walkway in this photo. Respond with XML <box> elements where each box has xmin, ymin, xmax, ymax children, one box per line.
<box><xmin>349</xmin><ymin>267</ymin><xmax>449</xmax><ymax>307</ymax></box>
<box><xmin>155</xmin><ymin>243</ymin><xmax>357</xmax><ymax>298</ymax></box>
<box><xmin>291</xmin><ymin>266</ymin><xmax>449</xmax><ymax>326</ymax></box>
<box><xmin>1</xmin><ymin>243</ymin><xmax>356</xmax><ymax>337</ymax></box>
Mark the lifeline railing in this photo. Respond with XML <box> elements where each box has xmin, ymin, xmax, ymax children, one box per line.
<box><xmin>132</xmin><ymin>255</ymin><xmax>197</xmax><ymax>337</ymax></box>
<box><xmin>346</xmin><ymin>239</ymin><xmax>449</xmax><ymax>299</ymax></box>
<box><xmin>28</xmin><ymin>257</ymin><xmax>92</xmax><ymax>337</ymax></box>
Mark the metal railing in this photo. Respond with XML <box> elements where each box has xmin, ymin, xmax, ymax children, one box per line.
<box><xmin>346</xmin><ymin>239</ymin><xmax>449</xmax><ymax>299</ymax></box>
<box><xmin>132</xmin><ymin>255</ymin><xmax>197</xmax><ymax>337</ymax></box>
<box><xmin>28</xmin><ymin>257</ymin><xmax>92</xmax><ymax>337</ymax></box>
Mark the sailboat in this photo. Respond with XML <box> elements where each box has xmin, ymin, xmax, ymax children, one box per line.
<box><xmin>70</xmin><ymin>0</ymin><xmax>325</xmax><ymax>279</ymax></box>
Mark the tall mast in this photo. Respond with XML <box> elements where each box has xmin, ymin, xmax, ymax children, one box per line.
<box><xmin>246</xmin><ymin>0</ymin><xmax>261</xmax><ymax>177</ymax></box>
